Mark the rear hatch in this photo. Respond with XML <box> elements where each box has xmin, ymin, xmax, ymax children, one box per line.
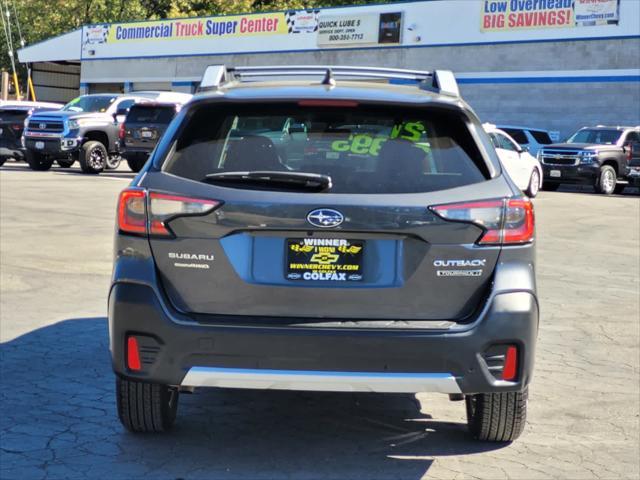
<box><xmin>139</xmin><ymin>101</ymin><xmax>515</xmax><ymax>322</ymax></box>
<box><xmin>123</xmin><ymin>104</ymin><xmax>176</xmax><ymax>151</ymax></box>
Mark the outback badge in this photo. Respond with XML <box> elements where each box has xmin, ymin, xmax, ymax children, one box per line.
<box><xmin>307</xmin><ymin>208</ymin><xmax>344</xmax><ymax>228</ymax></box>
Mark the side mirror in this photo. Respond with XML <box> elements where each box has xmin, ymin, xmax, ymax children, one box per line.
<box><xmin>518</xmin><ymin>145</ymin><xmax>529</xmax><ymax>154</ymax></box>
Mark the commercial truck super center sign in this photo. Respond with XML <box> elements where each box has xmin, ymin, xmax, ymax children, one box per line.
<box><xmin>481</xmin><ymin>0</ymin><xmax>620</xmax><ymax>31</ymax></box>
<box><xmin>95</xmin><ymin>13</ymin><xmax>285</xmax><ymax>43</ymax></box>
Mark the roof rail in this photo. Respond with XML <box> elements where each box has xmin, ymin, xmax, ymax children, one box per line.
<box><xmin>198</xmin><ymin>64</ymin><xmax>460</xmax><ymax>97</ymax></box>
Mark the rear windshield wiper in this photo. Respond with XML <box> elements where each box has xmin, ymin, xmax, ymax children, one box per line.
<box><xmin>203</xmin><ymin>171</ymin><xmax>332</xmax><ymax>192</ymax></box>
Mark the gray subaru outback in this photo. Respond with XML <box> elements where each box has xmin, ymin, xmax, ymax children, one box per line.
<box><xmin>110</xmin><ymin>65</ymin><xmax>538</xmax><ymax>442</ymax></box>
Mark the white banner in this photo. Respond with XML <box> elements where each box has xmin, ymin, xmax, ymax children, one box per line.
<box><xmin>574</xmin><ymin>0</ymin><xmax>620</xmax><ymax>26</ymax></box>
<box><xmin>317</xmin><ymin>13</ymin><xmax>381</xmax><ymax>47</ymax></box>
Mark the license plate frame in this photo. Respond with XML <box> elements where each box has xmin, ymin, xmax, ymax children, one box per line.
<box><xmin>550</xmin><ymin>169</ymin><xmax>561</xmax><ymax>178</ymax></box>
<box><xmin>35</xmin><ymin>141</ymin><xmax>45</xmax><ymax>150</ymax></box>
<box><xmin>286</xmin><ymin>238</ymin><xmax>364</xmax><ymax>282</ymax></box>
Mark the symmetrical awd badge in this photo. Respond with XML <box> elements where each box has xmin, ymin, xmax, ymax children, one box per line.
<box><xmin>307</xmin><ymin>208</ymin><xmax>344</xmax><ymax>228</ymax></box>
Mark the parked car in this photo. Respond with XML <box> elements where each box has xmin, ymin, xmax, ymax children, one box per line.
<box><xmin>120</xmin><ymin>101</ymin><xmax>186</xmax><ymax>172</ymax></box>
<box><xmin>22</xmin><ymin>94</ymin><xmax>151</xmax><ymax>173</ymax></box>
<box><xmin>484</xmin><ymin>123</ymin><xmax>542</xmax><ymax>197</ymax></box>
<box><xmin>538</xmin><ymin>125</ymin><xmax>640</xmax><ymax>194</ymax></box>
<box><xmin>0</xmin><ymin>102</ymin><xmax>63</xmax><ymax>166</ymax></box>
<box><xmin>110</xmin><ymin>65</ymin><xmax>538</xmax><ymax>442</ymax></box>
<box><xmin>496</xmin><ymin>125</ymin><xmax>554</xmax><ymax>156</ymax></box>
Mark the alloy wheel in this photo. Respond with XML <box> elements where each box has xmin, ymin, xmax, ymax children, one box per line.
<box><xmin>89</xmin><ymin>148</ymin><xmax>106</xmax><ymax>170</ymax></box>
<box><xmin>602</xmin><ymin>170</ymin><xmax>615</xmax><ymax>193</ymax></box>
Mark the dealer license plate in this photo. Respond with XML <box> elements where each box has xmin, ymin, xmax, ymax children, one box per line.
<box><xmin>550</xmin><ymin>169</ymin><xmax>561</xmax><ymax>178</ymax></box>
<box><xmin>35</xmin><ymin>141</ymin><xmax>45</xmax><ymax>150</ymax></box>
<box><xmin>286</xmin><ymin>238</ymin><xmax>364</xmax><ymax>282</ymax></box>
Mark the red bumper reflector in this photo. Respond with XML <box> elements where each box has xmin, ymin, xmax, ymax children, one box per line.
<box><xmin>503</xmin><ymin>346</ymin><xmax>518</xmax><ymax>381</ymax></box>
<box><xmin>127</xmin><ymin>336</ymin><xmax>141</xmax><ymax>371</ymax></box>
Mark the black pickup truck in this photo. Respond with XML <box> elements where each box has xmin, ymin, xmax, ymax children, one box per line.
<box><xmin>538</xmin><ymin>126</ymin><xmax>640</xmax><ymax>194</ymax></box>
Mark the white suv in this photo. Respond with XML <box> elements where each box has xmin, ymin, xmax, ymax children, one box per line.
<box><xmin>496</xmin><ymin>125</ymin><xmax>554</xmax><ymax>157</ymax></box>
<box><xmin>484</xmin><ymin>124</ymin><xmax>543</xmax><ymax>197</ymax></box>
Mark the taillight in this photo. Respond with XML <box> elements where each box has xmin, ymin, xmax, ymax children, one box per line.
<box><xmin>118</xmin><ymin>123</ymin><xmax>126</xmax><ymax>140</ymax></box>
<box><xmin>626</xmin><ymin>144</ymin><xmax>633</xmax><ymax>162</ymax></box>
<box><xmin>117</xmin><ymin>188</ymin><xmax>221</xmax><ymax>237</ymax></box>
<box><xmin>148</xmin><ymin>192</ymin><xmax>220</xmax><ymax>236</ymax></box>
<box><xmin>431</xmin><ymin>198</ymin><xmax>534</xmax><ymax>245</ymax></box>
<box><xmin>118</xmin><ymin>189</ymin><xmax>146</xmax><ymax>234</ymax></box>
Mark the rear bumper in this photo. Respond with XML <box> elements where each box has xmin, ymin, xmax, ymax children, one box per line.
<box><xmin>627</xmin><ymin>169</ymin><xmax>640</xmax><ymax>186</ymax></box>
<box><xmin>182</xmin><ymin>367</ymin><xmax>461</xmax><ymax>393</ymax></box>
<box><xmin>121</xmin><ymin>146</ymin><xmax>151</xmax><ymax>156</ymax></box>
<box><xmin>542</xmin><ymin>163</ymin><xmax>599</xmax><ymax>184</ymax></box>
<box><xmin>109</xmin><ymin>282</ymin><xmax>538</xmax><ymax>394</ymax></box>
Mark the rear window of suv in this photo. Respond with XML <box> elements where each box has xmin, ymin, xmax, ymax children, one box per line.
<box><xmin>127</xmin><ymin>105</ymin><xmax>176</xmax><ymax>124</ymax></box>
<box><xmin>501</xmin><ymin>128</ymin><xmax>528</xmax><ymax>145</ymax></box>
<box><xmin>0</xmin><ymin>109</ymin><xmax>30</xmax><ymax>122</ymax></box>
<box><xmin>162</xmin><ymin>104</ymin><xmax>489</xmax><ymax>194</ymax></box>
<box><xmin>529</xmin><ymin>130</ymin><xmax>553</xmax><ymax>144</ymax></box>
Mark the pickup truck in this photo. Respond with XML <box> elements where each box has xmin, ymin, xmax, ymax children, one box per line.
<box><xmin>22</xmin><ymin>94</ymin><xmax>150</xmax><ymax>173</ymax></box>
<box><xmin>538</xmin><ymin>126</ymin><xmax>640</xmax><ymax>194</ymax></box>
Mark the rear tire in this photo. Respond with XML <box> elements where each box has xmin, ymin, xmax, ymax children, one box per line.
<box><xmin>57</xmin><ymin>158</ymin><xmax>75</xmax><ymax>168</ymax></box>
<box><xmin>26</xmin><ymin>151</ymin><xmax>53</xmax><ymax>171</ymax></box>
<box><xmin>106</xmin><ymin>154</ymin><xmax>122</xmax><ymax>170</ymax></box>
<box><xmin>126</xmin><ymin>153</ymin><xmax>148</xmax><ymax>173</ymax></box>
<box><xmin>116</xmin><ymin>377</ymin><xmax>178</xmax><ymax>433</ymax></box>
<box><xmin>595</xmin><ymin>165</ymin><xmax>616</xmax><ymax>195</ymax></box>
<box><xmin>525</xmin><ymin>170</ymin><xmax>540</xmax><ymax>198</ymax></box>
<box><xmin>0</xmin><ymin>157</ymin><xmax>6</xmax><ymax>167</ymax></box>
<box><xmin>465</xmin><ymin>387</ymin><xmax>527</xmax><ymax>442</ymax></box>
<box><xmin>79</xmin><ymin>141</ymin><xmax>107</xmax><ymax>174</ymax></box>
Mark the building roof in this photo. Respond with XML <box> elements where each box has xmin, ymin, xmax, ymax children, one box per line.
<box><xmin>17</xmin><ymin>29</ymin><xmax>81</xmax><ymax>63</ymax></box>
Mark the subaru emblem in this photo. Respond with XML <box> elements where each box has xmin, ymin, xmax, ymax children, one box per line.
<box><xmin>39</xmin><ymin>123</ymin><xmax>47</xmax><ymax>129</ymax></box>
<box><xmin>307</xmin><ymin>208</ymin><xmax>344</xmax><ymax>228</ymax></box>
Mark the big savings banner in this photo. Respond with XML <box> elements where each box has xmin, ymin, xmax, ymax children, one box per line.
<box><xmin>481</xmin><ymin>0</ymin><xmax>620</xmax><ymax>31</ymax></box>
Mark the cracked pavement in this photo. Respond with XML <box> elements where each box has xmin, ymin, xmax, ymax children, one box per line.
<box><xmin>1</xmin><ymin>164</ymin><xmax>639</xmax><ymax>479</ymax></box>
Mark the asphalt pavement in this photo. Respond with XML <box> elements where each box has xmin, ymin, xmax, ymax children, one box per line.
<box><xmin>1</xmin><ymin>162</ymin><xmax>639</xmax><ymax>480</ymax></box>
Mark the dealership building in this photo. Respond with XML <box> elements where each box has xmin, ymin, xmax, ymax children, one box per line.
<box><xmin>16</xmin><ymin>0</ymin><xmax>640</xmax><ymax>138</ymax></box>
